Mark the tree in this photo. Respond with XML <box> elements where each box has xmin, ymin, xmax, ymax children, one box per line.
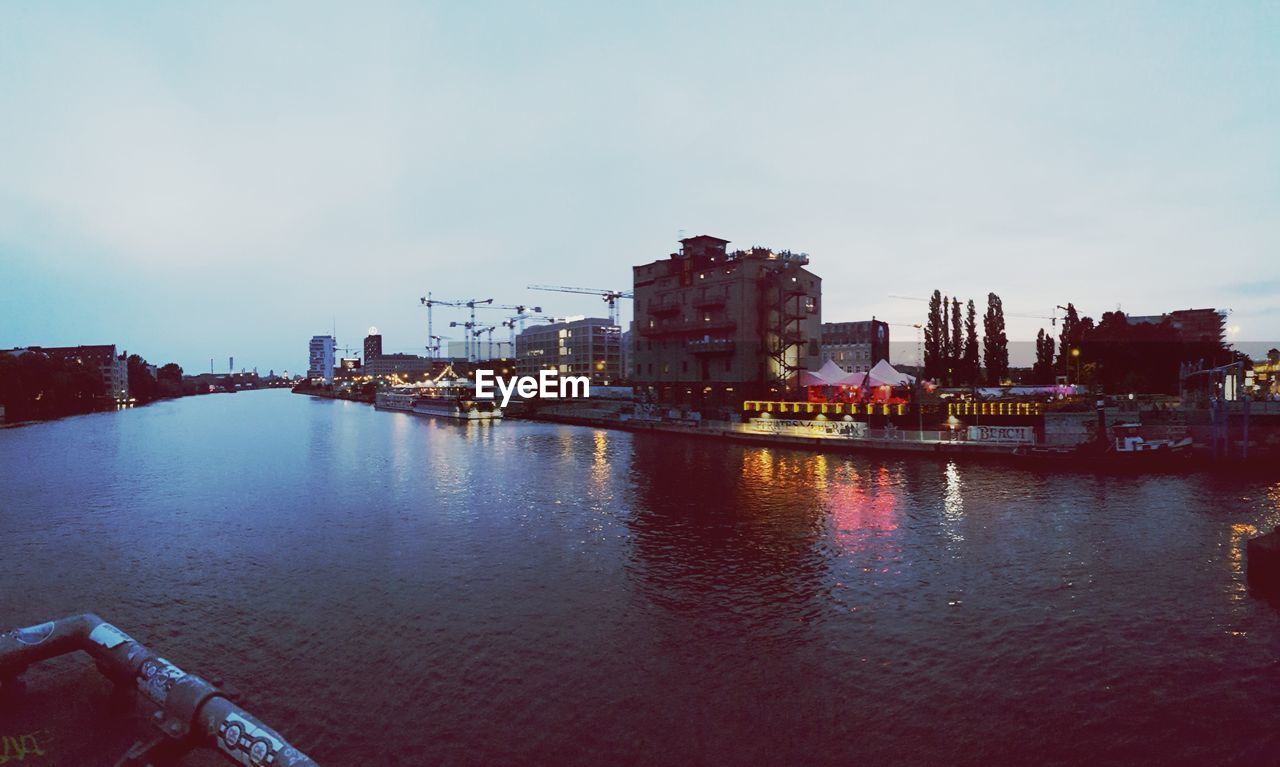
<box><xmin>1055</xmin><ymin>303</ymin><xmax>1079</xmax><ymax>375</ymax></box>
<box><xmin>127</xmin><ymin>354</ymin><xmax>159</xmax><ymax>403</ymax></box>
<box><xmin>1033</xmin><ymin>328</ymin><xmax>1056</xmax><ymax>384</ymax></box>
<box><xmin>962</xmin><ymin>299</ymin><xmax>980</xmax><ymax>385</ymax></box>
<box><xmin>949</xmin><ymin>297</ymin><xmax>962</xmax><ymax>385</ymax></box>
<box><xmin>982</xmin><ymin>293</ymin><xmax>1009</xmax><ymax>385</ymax></box>
<box><xmin>0</xmin><ymin>351</ymin><xmax>102</xmax><ymax>421</ymax></box>
<box><xmin>924</xmin><ymin>289</ymin><xmax>945</xmax><ymax>380</ymax></box>
<box><xmin>157</xmin><ymin>363</ymin><xmax>183</xmax><ymax>384</ymax></box>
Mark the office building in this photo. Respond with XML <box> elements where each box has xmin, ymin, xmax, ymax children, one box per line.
<box><xmin>363</xmin><ymin>353</ymin><xmax>439</xmax><ymax>380</ymax></box>
<box><xmin>364</xmin><ymin>331</ymin><xmax>383</xmax><ymax>363</ymax></box>
<box><xmin>516</xmin><ymin>317</ymin><xmax>621</xmax><ymax>385</ymax></box>
<box><xmin>308</xmin><ymin>335</ymin><xmax>335</xmax><ymax>383</ymax></box>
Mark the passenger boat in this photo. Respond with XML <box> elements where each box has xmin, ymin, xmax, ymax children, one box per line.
<box><xmin>374</xmin><ymin>365</ymin><xmax>502</xmax><ymax>422</ymax></box>
<box><xmin>374</xmin><ymin>388</ymin><xmax>417</xmax><ymax>411</ymax></box>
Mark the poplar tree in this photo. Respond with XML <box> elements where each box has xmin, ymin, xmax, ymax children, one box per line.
<box><xmin>983</xmin><ymin>293</ymin><xmax>1009</xmax><ymax>385</ymax></box>
<box><xmin>1034</xmin><ymin>328</ymin><xmax>1056</xmax><ymax>384</ymax></box>
<box><xmin>949</xmin><ymin>297</ymin><xmax>962</xmax><ymax>385</ymax></box>
<box><xmin>924</xmin><ymin>290</ymin><xmax>944</xmax><ymax>380</ymax></box>
<box><xmin>1056</xmin><ymin>303</ymin><xmax>1079</xmax><ymax>375</ymax></box>
<box><xmin>962</xmin><ymin>299</ymin><xmax>980</xmax><ymax>385</ymax></box>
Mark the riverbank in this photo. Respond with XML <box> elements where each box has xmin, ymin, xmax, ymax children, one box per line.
<box><xmin>293</xmin><ymin>388</ymin><xmax>1277</xmax><ymax>471</ymax></box>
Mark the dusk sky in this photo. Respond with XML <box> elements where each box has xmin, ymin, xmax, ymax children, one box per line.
<box><xmin>2</xmin><ymin>2</ymin><xmax>1277</xmax><ymax>373</ymax></box>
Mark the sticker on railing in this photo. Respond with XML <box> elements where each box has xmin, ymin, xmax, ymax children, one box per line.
<box><xmin>218</xmin><ymin>712</ymin><xmax>283</xmax><ymax>766</ymax></box>
<box><xmin>137</xmin><ymin>657</ymin><xmax>187</xmax><ymax>706</ymax></box>
<box><xmin>88</xmin><ymin>622</ymin><xmax>134</xmax><ymax>649</ymax></box>
<box><xmin>13</xmin><ymin>622</ymin><xmax>55</xmax><ymax>646</ymax></box>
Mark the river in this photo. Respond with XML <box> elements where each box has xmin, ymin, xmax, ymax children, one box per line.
<box><xmin>1</xmin><ymin>389</ymin><xmax>1278</xmax><ymax>765</ymax></box>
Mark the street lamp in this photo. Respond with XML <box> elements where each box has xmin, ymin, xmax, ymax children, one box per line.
<box><xmin>1071</xmin><ymin>347</ymin><xmax>1081</xmax><ymax>385</ymax></box>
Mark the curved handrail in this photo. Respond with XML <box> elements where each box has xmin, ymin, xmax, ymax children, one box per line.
<box><xmin>0</xmin><ymin>613</ymin><xmax>319</xmax><ymax>767</ymax></box>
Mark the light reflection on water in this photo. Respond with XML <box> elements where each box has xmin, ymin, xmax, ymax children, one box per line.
<box><xmin>1</xmin><ymin>390</ymin><xmax>1278</xmax><ymax>766</ymax></box>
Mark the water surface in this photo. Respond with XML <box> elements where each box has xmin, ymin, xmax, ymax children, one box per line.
<box><xmin>1</xmin><ymin>390</ymin><xmax>1278</xmax><ymax>765</ymax></box>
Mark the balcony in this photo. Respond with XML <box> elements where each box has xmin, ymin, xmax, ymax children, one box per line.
<box><xmin>648</xmin><ymin>300</ymin><xmax>680</xmax><ymax>316</ymax></box>
<box><xmin>640</xmin><ymin>318</ymin><xmax>737</xmax><ymax>337</ymax></box>
<box><xmin>691</xmin><ymin>293</ymin><xmax>727</xmax><ymax>309</ymax></box>
<box><xmin>686</xmin><ymin>338</ymin><xmax>735</xmax><ymax>355</ymax></box>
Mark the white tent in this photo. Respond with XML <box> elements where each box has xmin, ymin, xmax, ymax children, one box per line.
<box><xmin>863</xmin><ymin>359</ymin><xmax>915</xmax><ymax>388</ymax></box>
<box><xmin>801</xmin><ymin>359</ymin><xmax>864</xmax><ymax>387</ymax></box>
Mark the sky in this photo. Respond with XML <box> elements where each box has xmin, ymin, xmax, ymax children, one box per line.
<box><xmin>1</xmin><ymin>1</ymin><xmax>1277</xmax><ymax>373</ymax></box>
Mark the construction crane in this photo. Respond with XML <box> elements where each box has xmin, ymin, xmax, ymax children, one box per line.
<box><xmin>471</xmin><ymin>325</ymin><xmax>499</xmax><ymax>361</ymax></box>
<box><xmin>449</xmin><ymin>321</ymin><xmax>479</xmax><ymax>361</ymax></box>
<box><xmin>499</xmin><ymin>314</ymin><xmax>555</xmax><ymax>346</ymax></box>
<box><xmin>419</xmin><ymin>293</ymin><xmax>466</xmax><ymax>359</ymax></box>
<box><xmin>528</xmin><ymin>285</ymin><xmax>632</xmax><ymax>326</ymax></box>
<box><xmin>427</xmin><ymin>297</ymin><xmax>494</xmax><ymax>361</ymax></box>
<box><xmin>477</xmin><ymin>303</ymin><xmax>544</xmax><ymax>339</ymax></box>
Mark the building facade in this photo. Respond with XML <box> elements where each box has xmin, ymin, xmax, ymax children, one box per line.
<box><xmin>363</xmin><ymin>332</ymin><xmax>383</xmax><ymax>363</ymax></box>
<box><xmin>447</xmin><ymin>339</ymin><xmax>513</xmax><ymax>362</ymax></box>
<box><xmin>631</xmin><ymin>235</ymin><xmax>822</xmax><ymax>407</ymax></box>
<box><xmin>308</xmin><ymin>335</ymin><xmax>335</xmax><ymax>383</ymax></box>
<box><xmin>362</xmin><ymin>353</ymin><xmax>439</xmax><ymax>380</ymax></box>
<box><xmin>15</xmin><ymin>345</ymin><xmax>129</xmax><ymax>402</ymax></box>
<box><xmin>1127</xmin><ymin>308</ymin><xmax>1228</xmax><ymax>346</ymax></box>
<box><xmin>821</xmin><ymin>320</ymin><xmax>889</xmax><ymax>375</ymax></box>
<box><xmin>515</xmin><ymin>317</ymin><xmax>622</xmax><ymax>385</ymax></box>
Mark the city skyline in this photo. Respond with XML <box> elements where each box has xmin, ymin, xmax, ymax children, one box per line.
<box><xmin>2</xmin><ymin>2</ymin><xmax>1278</xmax><ymax>373</ymax></box>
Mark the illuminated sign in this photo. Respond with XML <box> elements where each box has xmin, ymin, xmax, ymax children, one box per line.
<box><xmin>967</xmin><ymin>425</ymin><xmax>1034</xmax><ymax>443</ymax></box>
<box><xmin>748</xmin><ymin>419</ymin><xmax>868</xmax><ymax>439</ymax></box>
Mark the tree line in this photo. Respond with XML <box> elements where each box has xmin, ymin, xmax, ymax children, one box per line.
<box><xmin>923</xmin><ymin>290</ymin><xmax>1008</xmax><ymax>386</ymax></box>
<box><xmin>924</xmin><ymin>295</ymin><xmax>1235</xmax><ymax>392</ymax></box>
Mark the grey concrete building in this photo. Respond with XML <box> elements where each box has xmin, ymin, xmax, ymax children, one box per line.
<box><xmin>516</xmin><ymin>317</ymin><xmax>622</xmax><ymax>385</ymax></box>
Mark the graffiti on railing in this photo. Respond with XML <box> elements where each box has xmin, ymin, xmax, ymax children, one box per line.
<box><xmin>0</xmin><ymin>731</ymin><xmax>49</xmax><ymax>763</ymax></box>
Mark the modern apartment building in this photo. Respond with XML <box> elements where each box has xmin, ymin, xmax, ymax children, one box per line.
<box><xmin>631</xmin><ymin>235</ymin><xmax>822</xmax><ymax>407</ymax></box>
<box><xmin>515</xmin><ymin>317</ymin><xmax>622</xmax><ymax>385</ymax></box>
<box><xmin>821</xmin><ymin>320</ymin><xmax>890</xmax><ymax>375</ymax></box>
<box><xmin>308</xmin><ymin>335</ymin><xmax>335</xmax><ymax>383</ymax></box>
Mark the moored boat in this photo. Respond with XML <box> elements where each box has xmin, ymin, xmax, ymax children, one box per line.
<box><xmin>1013</xmin><ymin>423</ymin><xmax>1193</xmax><ymax>470</ymax></box>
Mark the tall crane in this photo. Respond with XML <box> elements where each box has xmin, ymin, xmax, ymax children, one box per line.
<box><xmin>449</xmin><ymin>321</ymin><xmax>479</xmax><ymax>361</ymax></box>
<box><xmin>501</xmin><ymin>314</ymin><xmax>566</xmax><ymax>348</ymax></box>
<box><xmin>427</xmin><ymin>296</ymin><xmax>494</xmax><ymax>361</ymax></box>
<box><xmin>527</xmin><ymin>285</ymin><xmax>632</xmax><ymax>326</ymax></box>
<box><xmin>419</xmin><ymin>293</ymin><xmax>466</xmax><ymax>359</ymax></box>
<box><xmin>470</xmin><ymin>325</ymin><xmax>500</xmax><ymax>361</ymax></box>
<box><xmin>477</xmin><ymin>303</ymin><xmax>543</xmax><ymax>339</ymax></box>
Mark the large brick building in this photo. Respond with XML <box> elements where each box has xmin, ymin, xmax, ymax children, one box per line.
<box><xmin>631</xmin><ymin>235</ymin><xmax>822</xmax><ymax>407</ymax></box>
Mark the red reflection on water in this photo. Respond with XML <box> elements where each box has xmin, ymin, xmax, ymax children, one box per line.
<box><xmin>826</xmin><ymin>464</ymin><xmax>900</xmax><ymax>553</ymax></box>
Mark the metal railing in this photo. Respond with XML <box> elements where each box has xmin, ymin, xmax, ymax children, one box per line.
<box><xmin>0</xmin><ymin>613</ymin><xmax>319</xmax><ymax>767</ymax></box>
